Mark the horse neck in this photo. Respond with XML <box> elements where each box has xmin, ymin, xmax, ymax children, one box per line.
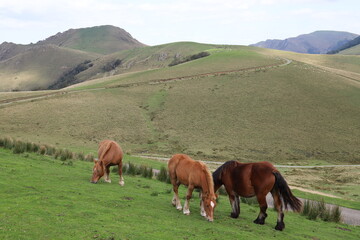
<box><xmin>200</xmin><ymin>168</ymin><xmax>214</xmax><ymax>197</ymax></box>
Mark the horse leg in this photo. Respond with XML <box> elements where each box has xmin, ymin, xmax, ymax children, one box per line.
<box><xmin>228</xmin><ymin>192</ymin><xmax>240</xmax><ymax>218</ymax></box>
<box><xmin>200</xmin><ymin>192</ymin><xmax>206</xmax><ymax>217</ymax></box>
<box><xmin>104</xmin><ymin>165</ymin><xmax>111</xmax><ymax>183</ymax></box>
<box><xmin>272</xmin><ymin>189</ymin><xmax>285</xmax><ymax>231</ymax></box>
<box><xmin>118</xmin><ymin>162</ymin><xmax>124</xmax><ymax>186</ymax></box>
<box><xmin>253</xmin><ymin>194</ymin><xmax>268</xmax><ymax>225</ymax></box>
<box><xmin>171</xmin><ymin>182</ymin><xmax>182</xmax><ymax>210</ymax></box>
<box><xmin>183</xmin><ymin>185</ymin><xmax>194</xmax><ymax>215</ymax></box>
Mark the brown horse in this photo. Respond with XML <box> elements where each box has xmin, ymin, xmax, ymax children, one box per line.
<box><xmin>213</xmin><ymin>161</ymin><xmax>302</xmax><ymax>231</ymax></box>
<box><xmin>168</xmin><ymin>154</ymin><xmax>217</xmax><ymax>221</ymax></box>
<box><xmin>91</xmin><ymin>140</ymin><xmax>124</xmax><ymax>186</ymax></box>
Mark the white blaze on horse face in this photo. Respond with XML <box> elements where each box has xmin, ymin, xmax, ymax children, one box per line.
<box><xmin>210</xmin><ymin>201</ymin><xmax>215</xmax><ymax>208</ymax></box>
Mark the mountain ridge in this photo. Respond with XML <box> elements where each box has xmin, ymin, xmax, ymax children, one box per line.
<box><xmin>251</xmin><ymin>31</ymin><xmax>358</xmax><ymax>54</ymax></box>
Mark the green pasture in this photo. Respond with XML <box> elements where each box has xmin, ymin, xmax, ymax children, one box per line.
<box><xmin>1</xmin><ymin>149</ymin><xmax>359</xmax><ymax>240</ymax></box>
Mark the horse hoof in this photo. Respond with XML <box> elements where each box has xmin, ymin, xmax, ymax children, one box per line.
<box><xmin>183</xmin><ymin>210</ymin><xmax>190</xmax><ymax>215</ymax></box>
<box><xmin>105</xmin><ymin>180</ymin><xmax>112</xmax><ymax>183</ymax></box>
<box><xmin>230</xmin><ymin>213</ymin><xmax>239</xmax><ymax>218</ymax></box>
<box><xmin>119</xmin><ymin>181</ymin><xmax>124</xmax><ymax>186</ymax></box>
<box><xmin>275</xmin><ymin>222</ymin><xmax>285</xmax><ymax>231</ymax></box>
<box><xmin>253</xmin><ymin>218</ymin><xmax>265</xmax><ymax>225</ymax></box>
<box><xmin>176</xmin><ymin>206</ymin><xmax>183</xmax><ymax>211</ymax></box>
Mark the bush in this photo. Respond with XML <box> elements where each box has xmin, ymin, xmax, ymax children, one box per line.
<box><xmin>85</xmin><ymin>154</ymin><xmax>95</xmax><ymax>162</ymax></box>
<box><xmin>169</xmin><ymin>52</ymin><xmax>210</xmax><ymax>67</ymax></box>
<box><xmin>13</xmin><ymin>140</ymin><xmax>26</xmax><ymax>154</ymax></box>
<box><xmin>157</xmin><ymin>166</ymin><xmax>169</xmax><ymax>183</ymax></box>
<box><xmin>102</xmin><ymin>59</ymin><xmax>122</xmax><ymax>72</ymax></box>
<box><xmin>301</xmin><ymin>199</ymin><xmax>342</xmax><ymax>223</ymax></box>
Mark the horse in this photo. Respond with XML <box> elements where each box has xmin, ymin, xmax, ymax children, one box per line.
<box><xmin>168</xmin><ymin>154</ymin><xmax>217</xmax><ymax>221</ymax></box>
<box><xmin>212</xmin><ymin>161</ymin><xmax>302</xmax><ymax>231</ymax></box>
<box><xmin>91</xmin><ymin>140</ymin><xmax>124</xmax><ymax>186</ymax></box>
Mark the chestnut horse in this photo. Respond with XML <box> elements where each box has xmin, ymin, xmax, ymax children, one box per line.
<box><xmin>213</xmin><ymin>161</ymin><xmax>302</xmax><ymax>231</ymax></box>
<box><xmin>168</xmin><ymin>154</ymin><xmax>217</xmax><ymax>221</ymax></box>
<box><xmin>91</xmin><ymin>140</ymin><xmax>124</xmax><ymax>186</ymax></box>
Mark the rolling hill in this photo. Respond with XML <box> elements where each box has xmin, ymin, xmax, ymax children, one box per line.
<box><xmin>0</xmin><ymin>43</ymin><xmax>359</xmax><ymax>164</ymax></box>
<box><xmin>251</xmin><ymin>31</ymin><xmax>358</xmax><ymax>54</ymax></box>
<box><xmin>0</xmin><ymin>25</ymin><xmax>146</xmax><ymax>91</ymax></box>
<box><xmin>0</xmin><ymin>44</ymin><xmax>98</xmax><ymax>91</ymax></box>
<box><xmin>37</xmin><ymin>25</ymin><xmax>146</xmax><ymax>54</ymax></box>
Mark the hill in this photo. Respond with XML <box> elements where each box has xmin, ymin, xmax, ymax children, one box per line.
<box><xmin>251</xmin><ymin>31</ymin><xmax>358</xmax><ymax>54</ymax></box>
<box><xmin>0</xmin><ymin>25</ymin><xmax>147</xmax><ymax>91</ymax></box>
<box><xmin>0</xmin><ymin>43</ymin><xmax>359</xmax><ymax>164</ymax></box>
<box><xmin>0</xmin><ymin>44</ymin><xmax>98</xmax><ymax>91</ymax></box>
<box><xmin>37</xmin><ymin>25</ymin><xmax>146</xmax><ymax>54</ymax></box>
<box><xmin>338</xmin><ymin>44</ymin><xmax>360</xmax><ymax>55</ymax></box>
<box><xmin>329</xmin><ymin>36</ymin><xmax>360</xmax><ymax>55</ymax></box>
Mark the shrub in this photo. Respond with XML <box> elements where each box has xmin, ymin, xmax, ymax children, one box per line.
<box><xmin>301</xmin><ymin>199</ymin><xmax>342</xmax><ymax>223</ymax></box>
<box><xmin>13</xmin><ymin>140</ymin><xmax>26</xmax><ymax>154</ymax></box>
<box><xmin>127</xmin><ymin>162</ymin><xmax>137</xmax><ymax>175</ymax></box>
<box><xmin>3</xmin><ymin>137</ymin><xmax>14</xmax><ymax>149</ymax></box>
<box><xmin>102</xmin><ymin>59</ymin><xmax>122</xmax><ymax>72</ymax></box>
<box><xmin>39</xmin><ymin>145</ymin><xmax>47</xmax><ymax>155</ymax></box>
<box><xmin>85</xmin><ymin>154</ymin><xmax>95</xmax><ymax>162</ymax></box>
<box><xmin>157</xmin><ymin>166</ymin><xmax>169</xmax><ymax>183</ymax></box>
<box><xmin>169</xmin><ymin>52</ymin><xmax>210</xmax><ymax>67</ymax></box>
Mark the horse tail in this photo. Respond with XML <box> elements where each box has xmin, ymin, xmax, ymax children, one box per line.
<box><xmin>99</xmin><ymin>141</ymin><xmax>113</xmax><ymax>162</ymax></box>
<box><xmin>272</xmin><ymin>171</ymin><xmax>302</xmax><ymax>212</ymax></box>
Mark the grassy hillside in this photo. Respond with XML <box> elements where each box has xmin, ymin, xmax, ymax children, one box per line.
<box><xmin>76</xmin><ymin>43</ymin><xmax>281</xmax><ymax>87</ymax></box>
<box><xmin>38</xmin><ymin>25</ymin><xmax>146</xmax><ymax>55</ymax></box>
<box><xmin>0</xmin><ymin>45</ymin><xmax>98</xmax><ymax>91</ymax></box>
<box><xmin>339</xmin><ymin>44</ymin><xmax>360</xmax><ymax>55</ymax></box>
<box><xmin>0</xmin><ymin>148</ymin><xmax>358</xmax><ymax>239</ymax></box>
<box><xmin>0</xmin><ymin>45</ymin><xmax>359</xmax><ymax>164</ymax></box>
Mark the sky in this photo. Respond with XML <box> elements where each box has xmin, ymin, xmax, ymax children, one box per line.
<box><xmin>0</xmin><ymin>0</ymin><xmax>359</xmax><ymax>46</ymax></box>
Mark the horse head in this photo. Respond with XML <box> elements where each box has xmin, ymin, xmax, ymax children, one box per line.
<box><xmin>91</xmin><ymin>159</ymin><xmax>104</xmax><ymax>183</ymax></box>
<box><xmin>202</xmin><ymin>193</ymin><xmax>217</xmax><ymax>222</ymax></box>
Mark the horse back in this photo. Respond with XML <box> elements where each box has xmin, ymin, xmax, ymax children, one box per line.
<box><xmin>98</xmin><ymin>140</ymin><xmax>123</xmax><ymax>166</ymax></box>
<box><xmin>231</xmin><ymin>161</ymin><xmax>276</xmax><ymax>197</ymax></box>
<box><xmin>168</xmin><ymin>154</ymin><xmax>208</xmax><ymax>188</ymax></box>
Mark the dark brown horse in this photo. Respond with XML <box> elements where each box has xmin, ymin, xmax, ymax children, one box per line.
<box><xmin>213</xmin><ymin>161</ymin><xmax>302</xmax><ymax>231</ymax></box>
<box><xmin>168</xmin><ymin>154</ymin><xmax>217</xmax><ymax>221</ymax></box>
<box><xmin>91</xmin><ymin>140</ymin><xmax>124</xmax><ymax>186</ymax></box>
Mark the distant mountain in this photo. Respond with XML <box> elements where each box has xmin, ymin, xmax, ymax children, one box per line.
<box><xmin>0</xmin><ymin>25</ymin><xmax>146</xmax><ymax>91</ymax></box>
<box><xmin>37</xmin><ymin>25</ymin><xmax>146</xmax><ymax>54</ymax></box>
<box><xmin>328</xmin><ymin>35</ymin><xmax>360</xmax><ymax>54</ymax></box>
<box><xmin>250</xmin><ymin>31</ymin><xmax>358</xmax><ymax>54</ymax></box>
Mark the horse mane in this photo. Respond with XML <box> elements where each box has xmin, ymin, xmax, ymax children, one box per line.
<box><xmin>212</xmin><ymin>160</ymin><xmax>238</xmax><ymax>186</ymax></box>
<box><xmin>200</xmin><ymin>162</ymin><xmax>215</xmax><ymax>197</ymax></box>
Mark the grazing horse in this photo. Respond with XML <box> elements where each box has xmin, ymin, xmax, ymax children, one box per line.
<box><xmin>213</xmin><ymin>161</ymin><xmax>302</xmax><ymax>231</ymax></box>
<box><xmin>91</xmin><ymin>140</ymin><xmax>124</xmax><ymax>186</ymax></box>
<box><xmin>168</xmin><ymin>154</ymin><xmax>217</xmax><ymax>221</ymax></box>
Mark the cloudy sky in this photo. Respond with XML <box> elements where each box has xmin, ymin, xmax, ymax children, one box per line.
<box><xmin>0</xmin><ymin>0</ymin><xmax>359</xmax><ymax>46</ymax></box>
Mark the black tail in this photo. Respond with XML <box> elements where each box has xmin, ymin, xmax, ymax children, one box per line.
<box><xmin>273</xmin><ymin>172</ymin><xmax>302</xmax><ymax>212</ymax></box>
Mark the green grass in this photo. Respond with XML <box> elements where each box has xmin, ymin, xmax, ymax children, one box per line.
<box><xmin>339</xmin><ymin>44</ymin><xmax>360</xmax><ymax>55</ymax></box>
<box><xmin>1</xmin><ymin>148</ymin><xmax>359</xmax><ymax>239</ymax></box>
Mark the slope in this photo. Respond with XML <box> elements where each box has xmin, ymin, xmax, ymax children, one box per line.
<box><xmin>0</xmin><ymin>45</ymin><xmax>359</xmax><ymax>164</ymax></box>
<box><xmin>37</xmin><ymin>25</ymin><xmax>146</xmax><ymax>54</ymax></box>
<box><xmin>0</xmin><ymin>44</ymin><xmax>99</xmax><ymax>91</ymax></box>
<box><xmin>338</xmin><ymin>44</ymin><xmax>360</xmax><ymax>55</ymax></box>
